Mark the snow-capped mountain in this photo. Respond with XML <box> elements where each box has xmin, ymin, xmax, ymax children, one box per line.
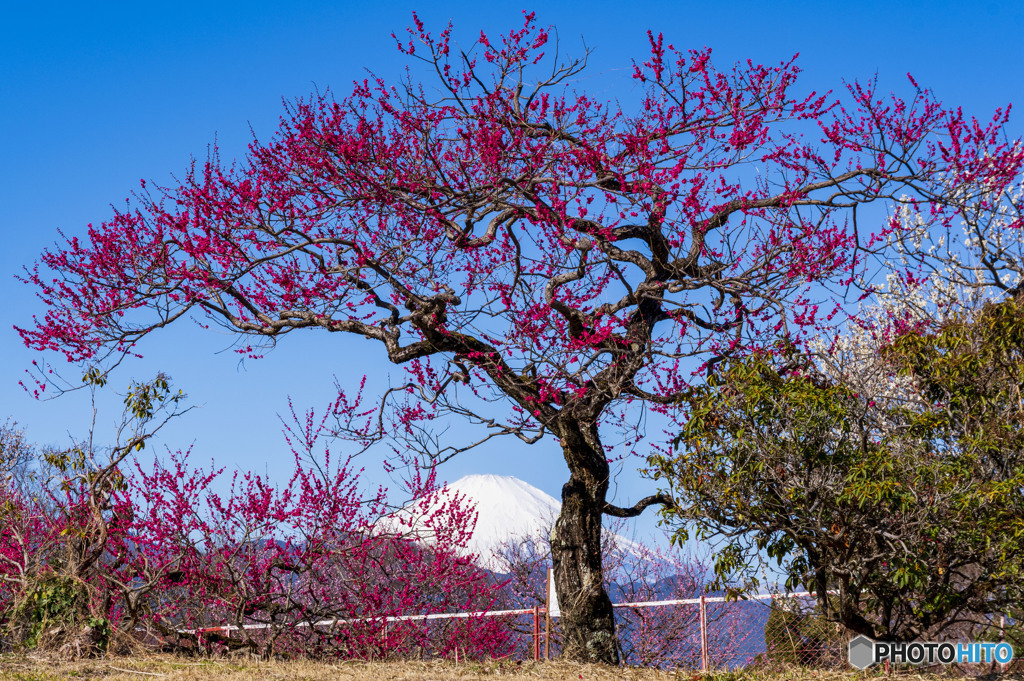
<box><xmin>442</xmin><ymin>474</ymin><xmax>560</xmax><ymax>564</ymax></box>
<box><xmin>382</xmin><ymin>474</ymin><xmax>638</xmax><ymax>571</ymax></box>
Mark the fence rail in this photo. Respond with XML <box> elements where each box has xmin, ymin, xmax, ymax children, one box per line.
<box><xmin>161</xmin><ymin>588</ymin><xmax>1013</xmax><ymax>674</ymax></box>
<box><xmin>174</xmin><ymin>590</ymin><xmax>827</xmax><ymax>665</ymax></box>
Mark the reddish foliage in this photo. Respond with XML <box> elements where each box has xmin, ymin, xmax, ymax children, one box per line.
<box><xmin>0</xmin><ymin>409</ymin><xmax>511</xmax><ymax>659</ymax></box>
<box><xmin>109</xmin><ymin>452</ymin><xmax>508</xmax><ymax>658</ymax></box>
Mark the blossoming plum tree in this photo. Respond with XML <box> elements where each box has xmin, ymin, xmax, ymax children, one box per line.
<box><xmin>109</xmin><ymin>413</ymin><xmax>507</xmax><ymax>659</ymax></box>
<box><xmin>18</xmin><ymin>14</ymin><xmax>1024</xmax><ymax>662</ymax></box>
<box><xmin>0</xmin><ymin>382</ymin><xmax>509</xmax><ymax>659</ymax></box>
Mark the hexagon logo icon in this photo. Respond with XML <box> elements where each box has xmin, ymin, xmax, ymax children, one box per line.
<box><xmin>848</xmin><ymin>635</ymin><xmax>875</xmax><ymax>670</ymax></box>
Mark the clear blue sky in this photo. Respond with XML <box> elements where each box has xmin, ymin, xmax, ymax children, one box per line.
<box><xmin>3</xmin><ymin>0</ymin><xmax>1023</xmax><ymax>547</ymax></box>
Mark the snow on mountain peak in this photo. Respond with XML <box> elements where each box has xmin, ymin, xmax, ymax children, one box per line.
<box><xmin>442</xmin><ymin>474</ymin><xmax>560</xmax><ymax>557</ymax></box>
<box><xmin>382</xmin><ymin>474</ymin><xmax>639</xmax><ymax>571</ymax></box>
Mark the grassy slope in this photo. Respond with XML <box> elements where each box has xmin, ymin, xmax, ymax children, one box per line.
<box><xmin>1</xmin><ymin>656</ymin><xmax>1021</xmax><ymax>681</ymax></box>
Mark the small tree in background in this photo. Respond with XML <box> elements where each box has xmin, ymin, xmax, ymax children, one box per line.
<box><xmin>18</xmin><ymin>12</ymin><xmax>1024</xmax><ymax>661</ymax></box>
<box><xmin>0</xmin><ymin>374</ymin><xmax>189</xmax><ymax>655</ymax></box>
<box><xmin>0</xmin><ymin>421</ymin><xmax>34</xmax><ymax>495</ymax></box>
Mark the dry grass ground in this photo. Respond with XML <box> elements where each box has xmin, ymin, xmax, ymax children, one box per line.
<box><xmin>0</xmin><ymin>655</ymin><xmax>1021</xmax><ymax>681</ymax></box>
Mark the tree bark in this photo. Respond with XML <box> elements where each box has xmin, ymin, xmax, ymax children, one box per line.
<box><xmin>549</xmin><ymin>420</ymin><xmax>620</xmax><ymax>664</ymax></box>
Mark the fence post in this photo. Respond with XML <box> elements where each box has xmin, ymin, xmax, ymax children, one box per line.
<box><xmin>545</xmin><ymin>568</ymin><xmax>552</xmax><ymax>660</ymax></box>
<box><xmin>699</xmin><ymin>593</ymin><xmax>709</xmax><ymax>672</ymax></box>
<box><xmin>544</xmin><ymin>608</ymin><xmax>551</xmax><ymax>660</ymax></box>
<box><xmin>1001</xmin><ymin>614</ymin><xmax>1007</xmax><ymax>673</ymax></box>
<box><xmin>533</xmin><ymin>605</ymin><xmax>541</xmax><ymax>661</ymax></box>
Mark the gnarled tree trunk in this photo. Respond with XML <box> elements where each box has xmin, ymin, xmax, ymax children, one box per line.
<box><xmin>549</xmin><ymin>420</ymin><xmax>619</xmax><ymax>664</ymax></box>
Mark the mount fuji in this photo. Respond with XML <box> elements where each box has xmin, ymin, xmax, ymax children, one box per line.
<box><xmin>384</xmin><ymin>474</ymin><xmax>639</xmax><ymax>571</ymax></box>
<box><xmin>439</xmin><ymin>474</ymin><xmax>560</xmax><ymax>563</ymax></box>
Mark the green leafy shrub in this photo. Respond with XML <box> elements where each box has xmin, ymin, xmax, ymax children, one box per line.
<box><xmin>10</xmin><ymin>575</ymin><xmax>109</xmax><ymax>653</ymax></box>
